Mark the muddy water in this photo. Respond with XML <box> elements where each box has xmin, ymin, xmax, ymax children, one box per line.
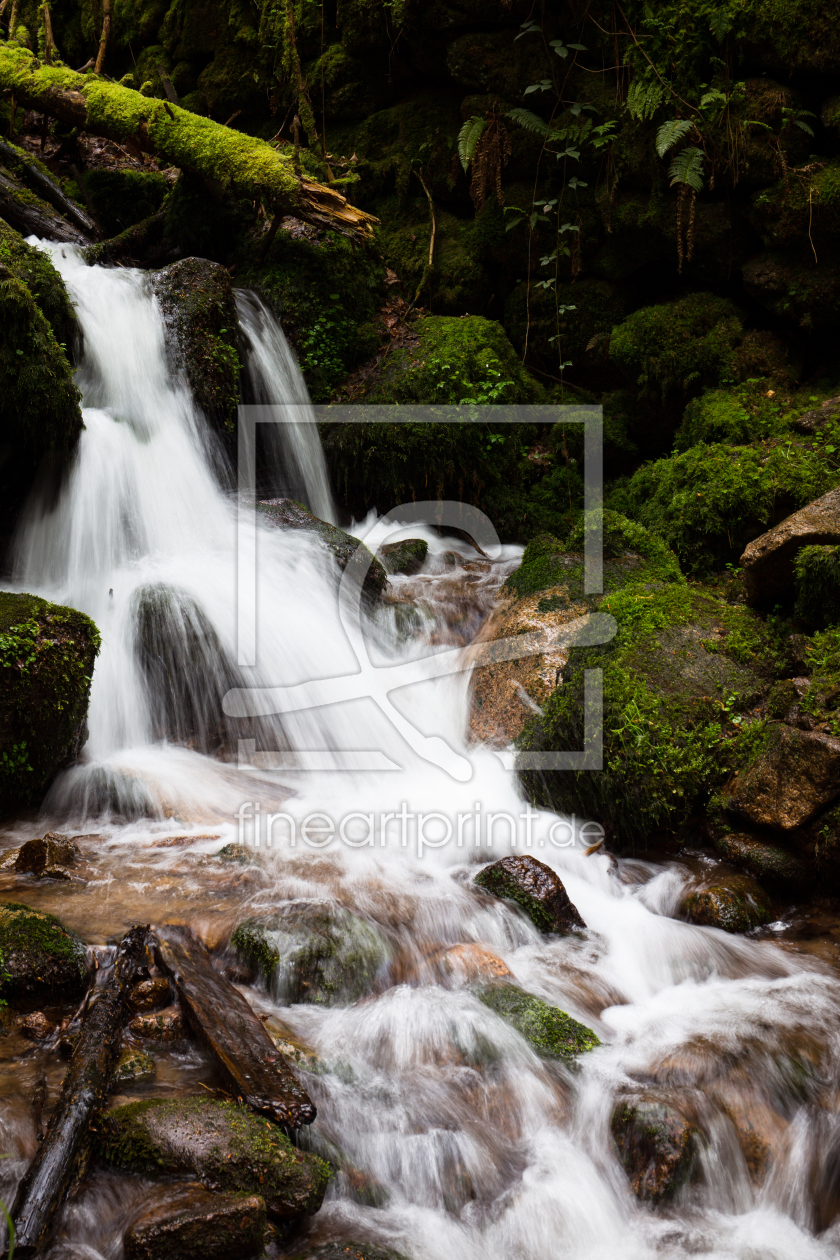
<box><xmin>3</xmin><ymin>244</ymin><xmax>840</xmax><ymax>1258</ymax></box>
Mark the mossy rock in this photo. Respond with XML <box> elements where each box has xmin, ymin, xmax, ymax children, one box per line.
<box><xmin>680</xmin><ymin>875</ymin><xmax>773</xmax><ymax>933</ymax></box>
<box><xmin>749</xmin><ymin>161</ymin><xmax>840</xmax><ymax>251</ymax></box>
<box><xmin>147</xmin><ymin>257</ymin><xmax>240</xmax><ymax>432</ymax></box>
<box><xmin>611</xmin><ymin>1095</ymin><xmax>699</xmax><ymax>1203</ymax></box>
<box><xmin>0</xmin><ymin>900</ymin><xmax>87</xmax><ymax>1004</ymax></box>
<box><xmin>742</xmin><ymin>249</ymin><xmax>840</xmax><ymax>330</ymax></box>
<box><xmin>0</xmin><ymin>592</ymin><xmax>100</xmax><ymax>813</ymax></box>
<box><xmin>257</xmin><ymin>499</ymin><xmax>387</xmax><ymax>602</ymax></box>
<box><xmin>113</xmin><ymin>1046</ymin><xmax>156</xmax><ymax>1087</ymax></box>
<box><xmin>96</xmin><ymin>1097</ymin><xmax>330</xmax><ymax>1219</ymax></box>
<box><xmin>81</xmin><ymin>168</ymin><xmax>169</xmax><ymax>238</ymax></box>
<box><xmin>473</xmin><ymin>854</ymin><xmax>585</xmax><ymax>934</ymax></box>
<box><xmin>214</xmin><ymin>842</ymin><xmax>257</xmax><ymax>865</ymax></box>
<box><xmin>0</xmin><ymin>217</ymin><xmax>77</xmax><ymax>352</ymax></box>
<box><xmin>477</xmin><ymin>983</ymin><xmax>600</xmax><ymax>1059</ymax></box>
<box><xmin>794</xmin><ymin>545</ymin><xmax>840</xmax><ymax>630</ymax></box>
<box><xmin>231</xmin><ymin>902</ymin><xmax>390</xmax><ymax>1005</ymax></box>
<box><xmin>675</xmin><ymin>377</ymin><xmax>800</xmax><ymax>453</ymax></box>
<box><xmin>287</xmin><ymin>1244</ymin><xmax>411</xmax><ymax>1260</ymax></box>
<box><xmin>608</xmin><ymin>293</ymin><xmax>743</xmax><ymax>404</ymax></box>
<box><xmin>713</xmin><ymin>833</ymin><xmax>813</xmax><ymax>890</ymax></box>
<box><xmin>503</xmin><ymin>276</ymin><xmax>630</xmax><ymax>375</ymax></box>
<box><xmin>378</xmin><ymin>538</ymin><xmax>428</xmax><ymax>575</ymax></box>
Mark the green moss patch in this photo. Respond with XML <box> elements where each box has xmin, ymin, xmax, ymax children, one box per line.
<box><xmin>794</xmin><ymin>545</ymin><xmax>840</xmax><ymax>630</ymax></box>
<box><xmin>0</xmin><ymin>900</ymin><xmax>87</xmax><ymax>1004</ymax></box>
<box><xmin>477</xmin><ymin>983</ymin><xmax>600</xmax><ymax>1058</ymax></box>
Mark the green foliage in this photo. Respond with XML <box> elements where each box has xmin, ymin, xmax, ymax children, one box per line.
<box><xmin>458</xmin><ymin>115</ymin><xmax>487</xmax><ymax>171</ymax></box>
<box><xmin>794</xmin><ymin>546</ymin><xmax>840</xmax><ymax>630</ymax></box>
<box><xmin>477</xmin><ymin>984</ymin><xmax>600</xmax><ymax>1058</ymax></box>
<box><xmin>80</xmin><ymin>168</ymin><xmax>169</xmax><ymax>237</ymax></box>
<box><xmin>609</xmin><ymin>293</ymin><xmax>743</xmax><ymax>403</ymax></box>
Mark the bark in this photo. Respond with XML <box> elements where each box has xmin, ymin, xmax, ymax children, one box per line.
<box><xmin>10</xmin><ymin>925</ymin><xmax>150</xmax><ymax>1257</ymax></box>
<box><xmin>93</xmin><ymin>0</ymin><xmax>110</xmax><ymax>75</ymax></box>
<box><xmin>0</xmin><ymin>138</ymin><xmax>97</xmax><ymax>237</ymax></box>
<box><xmin>0</xmin><ymin>163</ymin><xmax>90</xmax><ymax>244</ymax></box>
<box><xmin>81</xmin><ymin>209</ymin><xmax>165</xmax><ymax>264</ymax></box>
<box><xmin>153</xmin><ymin>925</ymin><xmax>315</xmax><ymax>1129</ymax></box>
<box><xmin>0</xmin><ymin>44</ymin><xmax>377</xmax><ymax>240</ymax></box>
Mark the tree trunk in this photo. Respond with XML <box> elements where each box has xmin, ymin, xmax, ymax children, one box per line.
<box><xmin>82</xmin><ymin>209</ymin><xmax>165</xmax><ymax>264</ymax></box>
<box><xmin>10</xmin><ymin>926</ymin><xmax>150</xmax><ymax>1257</ymax></box>
<box><xmin>93</xmin><ymin>0</ymin><xmax>110</xmax><ymax>75</ymax></box>
<box><xmin>153</xmin><ymin>925</ymin><xmax>316</xmax><ymax>1129</ymax></box>
<box><xmin>0</xmin><ymin>162</ymin><xmax>90</xmax><ymax>243</ymax></box>
<box><xmin>0</xmin><ymin>138</ymin><xmax>96</xmax><ymax>236</ymax></box>
<box><xmin>0</xmin><ymin>44</ymin><xmax>377</xmax><ymax>240</ymax></box>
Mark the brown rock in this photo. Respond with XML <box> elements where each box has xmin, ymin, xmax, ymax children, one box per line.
<box><xmin>19</xmin><ymin>1011</ymin><xmax>55</xmax><ymax>1041</ymax></box>
<box><xmin>611</xmin><ymin>1094</ymin><xmax>699</xmax><ymax>1203</ymax></box>
<box><xmin>740</xmin><ymin>487</ymin><xmax>840</xmax><ymax>604</ymax></box>
<box><xmin>726</xmin><ymin>724</ymin><xmax>840</xmax><ymax>829</ymax></box>
<box><xmin>680</xmin><ymin>875</ymin><xmax>773</xmax><ymax>933</ymax></box>
<box><xmin>129</xmin><ymin>1005</ymin><xmax>186</xmax><ymax>1043</ymax></box>
<box><xmin>432</xmin><ymin>943</ymin><xmax>512</xmax><ymax>982</ymax></box>
<box><xmin>125</xmin><ymin>1186</ymin><xmax>266</xmax><ymax>1260</ymax></box>
<box><xmin>15</xmin><ymin>832</ymin><xmax>80</xmax><ymax>880</ymax></box>
<box><xmin>713</xmin><ymin>832</ymin><xmax>813</xmax><ymax>888</ymax></box>
<box><xmin>474</xmin><ymin>855</ymin><xmax>585</xmax><ymax>933</ymax></box>
<box><xmin>129</xmin><ymin>976</ymin><xmax>173</xmax><ymax>1012</ymax></box>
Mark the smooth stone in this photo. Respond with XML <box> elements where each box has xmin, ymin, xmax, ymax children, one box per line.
<box><xmin>474</xmin><ymin>855</ymin><xmax>585</xmax><ymax>933</ymax></box>
<box><xmin>124</xmin><ymin>1186</ymin><xmax>266</xmax><ymax>1260</ymax></box>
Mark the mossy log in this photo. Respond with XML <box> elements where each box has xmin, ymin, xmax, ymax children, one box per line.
<box><xmin>0</xmin><ymin>138</ymin><xmax>96</xmax><ymax>238</ymax></box>
<box><xmin>10</xmin><ymin>925</ymin><xmax>149</xmax><ymax>1257</ymax></box>
<box><xmin>81</xmin><ymin>210</ymin><xmax>164</xmax><ymax>265</ymax></box>
<box><xmin>0</xmin><ymin>162</ymin><xmax>90</xmax><ymax>244</ymax></box>
<box><xmin>0</xmin><ymin>44</ymin><xmax>377</xmax><ymax>241</ymax></box>
<box><xmin>153</xmin><ymin>925</ymin><xmax>316</xmax><ymax>1129</ymax></box>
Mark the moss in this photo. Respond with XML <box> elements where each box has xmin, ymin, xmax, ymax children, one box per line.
<box><xmin>232</xmin><ymin>904</ymin><xmax>390</xmax><ymax>1005</ymax></box>
<box><xmin>257</xmin><ymin>499</ymin><xmax>388</xmax><ymax>601</ymax></box>
<box><xmin>674</xmin><ymin>379</ymin><xmax>802</xmax><ymax>451</ymax></box>
<box><xmin>713</xmin><ymin>833</ymin><xmax>813</xmax><ymax>888</ymax></box>
<box><xmin>504</xmin><ymin>277</ymin><xmax>630</xmax><ymax>374</ymax></box>
<box><xmin>477</xmin><ymin>983</ymin><xmax>600</xmax><ymax>1058</ymax></box>
<box><xmin>0</xmin><ymin>216</ymin><xmax>77</xmax><ymax>353</ymax></box>
<box><xmin>750</xmin><ymin>161</ymin><xmax>840</xmax><ymax>249</ymax></box>
<box><xmin>379</xmin><ymin>538</ymin><xmax>428</xmax><ymax>574</ymax></box>
<box><xmin>0</xmin><ymin>900</ymin><xmax>87</xmax><ymax>1003</ymax></box>
<box><xmin>681</xmin><ymin>876</ymin><xmax>773</xmax><ymax>932</ymax></box>
<box><xmin>97</xmin><ymin>1098</ymin><xmax>330</xmax><ymax>1215</ymax></box>
<box><xmin>609</xmin><ymin>293</ymin><xmax>744</xmax><ymax>404</ymax></box>
<box><xmin>793</xmin><ymin>546</ymin><xmax>840</xmax><ymax>630</ymax></box>
<box><xmin>0</xmin><ymin>592</ymin><xmax>100</xmax><ymax>812</ymax></box>
<box><xmin>113</xmin><ymin>1046</ymin><xmax>156</xmax><ymax>1086</ymax></box>
<box><xmin>82</xmin><ymin>168</ymin><xmax>169</xmax><ymax>237</ymax></box>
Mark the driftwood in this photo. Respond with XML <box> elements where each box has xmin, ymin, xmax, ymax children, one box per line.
<box><xmin>0</xmin><ymin>44</ymin><xmax>377</xmax><ymax>241</ymax></box>
<box><xmin>153</xmin><ymin>925</ymin><xmax>315</xmax><ymax>1129</ymax></box>
<box><xmin>10</xmin><ymin>925</ymin><xmax>149</xmax><ymax>1257</ymax></box>
<box><xmin>0</xmin><ymin>141</ymin><xmax>97</xmax><ymax>237</ymax></box>
<box><xmin>0</xmin><ymin>163</ymin><xmax>90</xmax><ymax>244</ymax></box>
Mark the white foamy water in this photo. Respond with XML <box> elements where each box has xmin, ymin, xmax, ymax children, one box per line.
<box><xmin>4</xmin><ymin>242</ymin><xmax>840</xmax><ymax>1259</ymax></box>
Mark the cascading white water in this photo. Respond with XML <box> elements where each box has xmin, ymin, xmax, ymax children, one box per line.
<box><xmin>5</xmin><ymin>242</ymin><xmax>840</xmax><ymax>1260</ymax></box>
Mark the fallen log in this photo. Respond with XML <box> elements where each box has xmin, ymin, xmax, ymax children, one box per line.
<box><xmin>81</xmin><ymin>209</ymin><xmax>165</xmax><ymax>265</ymax></box>
<box><xmin>0</xmin><ymin>44</ymin><xmax>377</xmax><ymax>242</ymax></box>
<box><xmin>0</xmin><ymin>163</ymin><xmax>90</xmax><ymax>244</ymax></box>
<box><xmin>153</xmin><ymin>925</ymin><xmax>315</xmax><ymax>1129</ymax></box>
<box><xmin>0</xmin><ymin>138</ymin><xmax>97</xmax><ymax>237</ymax></box>
<box><xmin>10</xmin><ymin>925</ymin><xmax>149</xmax><ymax>1257</ymax></box>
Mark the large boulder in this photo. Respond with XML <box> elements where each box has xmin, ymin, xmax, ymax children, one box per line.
<box><xmin>741</xmin><ymin>488</ymin><xmax>840</xmax><ymax>605</ymax></box>
<box><xmin>258</xmin><ymin>499</ymin><xmax>387</xmax><ymax>602</ymax></box>
<box><xmin>0</xmin><ymin>592</ymin><xmax>100</xmax><ymax>813</ymax></box>
<box><xmin>147</xmin><ymin>257</ymin><xmax>239</xmax><ymax>432</ymax></box>
<box><xmin>125</xmin><ymin>1186</ymin><xmax>266</xmax><ymax>1260</ymax></box>
<box><xmin>713</xmin><ymin>832</ymin><xmax>814</xmax><ymax>889</ymax></box>
<box><xmin>97</xmin><ymin>1098</ymin><xmax>330</xmax><ymax>1220</ymax></box>
<box><xmin>477</xmin><ymin>983</ymin><xmax>600</xmax><ymax>1059</ymax></box>
<box><xmin>723</xmin><ymin>724</ymin><xmax>840</xmax><ymax>830</ymax></box>
<box><xmin>742</xmin><ymin>250</ymin><xmax>840</xmax><ymax>329</ymax></box>
<box><xmin>680</xmin><ymin>875</ymin><xmax>773</xmax><ymax>934</ymax></box>
<box><xmin>0</xmin><ymin>901</ymin><xmax>87</xmax><ymax>1005</ymax></box>
<box><xmin>473</xmin><ymin>855</ymin><xmax>585</xmax><ymax>934</ymax></box>
<box><xmin>611</xmin><ymin>1094</ymin><xmax>699</xmax><ymax>1203</ymax></box>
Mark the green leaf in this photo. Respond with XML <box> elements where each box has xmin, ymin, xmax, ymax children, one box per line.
<box><xmin>550</xmin><ymin>40</ymin><xmax>569</xmax><ymax>58</ymax></box>
<box><xmin>656</xmin><ymin>118</ymin><xmax>694</xmax><ymax>156</ymax></box>
<box><xmin>524</xmin><ymin>80</ymin><xmax>552</xmax><ymax>94</ymax></box>
<box><xmin>507</xmin><ymin>108</ymin><xmax>558</xmax><ymax>138</ymax></box>
<box><xmin>668</xmin><ymin>145</ymin><xmax>705</xmax><ymax>192</ymax></box>
<box><xmin>795</xmin><ymin>119</ymin><xmax>815</xmax><ymax>136</ymax></box>
<box><xmin>515</xmin><ymin>19</ymin><xmax>541</xmax><ymax>39</ymax></box>
<box><xmin>457</xmin><ymin>115</ymin><xmax>487</xmax><ymax>172</ymax></box>
<box><xmin>567</xmin><ymin>43</ymin><xmax>588</xmax><ymax>51</ymax></box>
<box><xmin>627</xmin><ymin>80</ymin><xmax>666</xmax><ymax>121</ymax></box>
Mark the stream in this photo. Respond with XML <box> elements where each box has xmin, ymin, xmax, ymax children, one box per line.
<box><xmin>1</xmin><ymin>244</ymin><xmax>840</xmax><ymax>1259</ymax></box>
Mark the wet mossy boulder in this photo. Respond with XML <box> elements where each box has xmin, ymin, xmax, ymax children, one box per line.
<box><xmin>477</xmin><ymin>983</ymin><xmax>600</xmax><ymax>1059</ymax></box>
<box><xmin>125</xmin><ymin>1186</ymin><xmax>266</xmax><ymax>1260</ymax></box>
<box><xmin>148</xmin><ymin>257</ymin><xmax>239</xmax><ymax>431</ymax></box>
<box><xmin>723</xmin><ymin>724</ymin><xmax>840</xmax><ymax>831</ymax></box>
<box><xmin>287</xmin><ymin>1244</ymin><xmax>411</xmax><ymax>1260</ymax></box>
<box><xmin>0</xmin><ymin>592</ymin><xmax>100</xmax><ymax>812</ymax></box>
<box><xmin>794</xmin><ymin>545</ymin><xmax>840</xmax><ymax>629</ymax></box>
<box><xmin>680</xmin><ymin>875</ymin><xmax>773</xmax><ymax>933</ymax></box>
<box><xmin>474</xmin><ymin>855</ymin><xmax>585</xmax><ymax>934</ymax></box>
<box><xmin>0</xmin><ymin>217</ymin><xmax>77</xmax><ymax>352</ymax></box>
<box><xmin>97</xmin><ymin>1098</ymin><xmax>330</xmax><ymax>1219</ymax></box>
<box><xmin>113</xmin><ymin>1046</ymin><xmax>156</xmax><ymax>1088</ymax></box>
<box><xmin>378</xmin><ymin>538</ymin><xmax>428</xmax><ymax>575</ymax></box>
<box><xmin>231</xmin><ymin>902</ymin><xmax>390</xmax><ymax>1005</ymax></box>
<box><xmin>0</xmin><ymin>901</ymin><xmax>87</xmax><ymax>1004</ymax></box>
<box><xmin>611</xmin><ymin>1094</ymin><xmax>699</xmax><ymax>1203</ymax></box>
<box><xmin>608</xmin><ymin>293</ymin><xmax>743</xmax><ymax>404</ymax></box>
<box><xmin>257</xmin><ymin>499</ymin><xmax>387</xmax><ymax>602</ymax></box>
<box><xmin>713</xmin><ymin>832</ymin><xmax>814</xmax><ymax>890</ymax></box>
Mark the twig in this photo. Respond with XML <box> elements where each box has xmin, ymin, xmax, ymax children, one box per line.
<box><xmin>406</xmin><ymin>167</ymin><xmax>436</xmax><ymax>312</ymax></box>
<box><xmin>94</xmin><ymin>0</ymin><xmax>111</xmax><ymax>74</ymax></box>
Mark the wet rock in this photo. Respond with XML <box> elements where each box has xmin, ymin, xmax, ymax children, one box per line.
<box><xmin>263</xmin><ymin>1016</ymin><xmax>322</xmax><ymax>1072</ymax></box>
<box><xmin>0</xmin><ymin>592</ymin><xmax>100</xmax><ymax>813</ymax></box>
<box><xmin>713</xmin><ymin>832</ymin><xmax>813</xmax><ymax>889</ymax></box>
<box><xmin>611</xmin><ymin>1094</ymin><xmax>699</xmax><ymax>1203</ymax></box>
<box><xmin>129</xmin><ymin>977</ymin><xmax>173</xmax><ymax>1012</ymax></box>
<box><xmin>215</xmin><ymin>842</ymin><xmax>256</xmax><ymax>865</ymax></box>
<box><xmin>98</xmin><ymin>1098</ymin><xmax>330</xmax><ymax>1219</ymax></box>
<box><xmin>258</xmin><ymin>499</ymin><xmax>387</xmax><ymax>603</ymax></box>
<box><xmin>473</xmin><ymin>855</ymin><xmax>585</xmax><ymax>934</ymax></box>
<box><xmin>15</xmin><ymin>832</ymin><xmax>80</xmax><ymax>880</ymax></box>
<box><xmin>433</xmin><ymin>943</ymin><xmax>511</xmax><ymax>982</ymax></box>
<box><xmin>19</xmin><ymin>1011</ymin><xmax>55</xmax><ymax>1040</ymax></box>
<box><xmin>740</xmin><ymin>486</ymin><xmax>840</xmax><ymax>605</ymax></box>
<box><xmin>125</xmin><ymin>1186</ymin><xmax>266</xmax><ymax>1260</ymax></box>
<box><xmin>725</xmin><ymin>724</ymin><xmax>840</xmax><ymax>830</ymax></box>
<box><xmin>113</xmin><ymin>1047</ymin><xmax>156</xmax><ymax>1087</ymax></box>
<box><xmin>378</xmin><ymin>539</ymin><xmax>428</xmax><ymax>576</ymax></box>
<box><xmin>792</xmin><ymin>394</ymin><xmax>840</xmax><ymax>435</ymax></box>
<box><xmin>742</xmin><ymin>250</ymin><xmax>840</xmax><ymax>331</ymax></box>
<box><xmin>129</xmin><ymin>1005</ymin><xmax>186</xmax><ymax>1043</ymax></box>
<box><xmin>680</xmin><ymin>875</ymin><xmax>773</xmax><ymax>933</ymax></box>
<box><xmin>0</xmin><ymin>901</ymin><xmax>87</xmax><ymax>1004</ymax></box>
<box><xmin>477</xmin><ymin>983</ymin><xmax>600</xmax><ymax>1059</ymax></box>
<box><xmin>232</xmin><ymin>902</ymin><xmax>390</xmax><ymax>1006</ymax></box>
<box><xmin>286</xmin><ymin>1244</ymin><xmax>410</xmax><ymax>1260</ymax></box>
<box><xmin>147</xmin><ymin>258</ymin><xmax>239</xmax><ymax>432</ymax></box>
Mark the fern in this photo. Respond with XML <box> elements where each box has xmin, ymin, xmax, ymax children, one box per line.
<box><xmin>627</xmin><ymin>80</ymin><xmax>666</xmax><ymax>121</ymax></box>
<box><xmin>656</xmin><ymin>118</ymin><xmax>694</xmax><ymax>157</ymax></box>
<box><xmin>507</xmin><ymin>108</ymin><xmax>559</xmax><ymax>139</ymax></box>
<box><xmin>457</xmin><ymin>116</ymin><xmax>487</xmax><ymax>172</ymax></box>
<box><xmin>668</xmin><ymin>146</ymin><xmax>705</xmax><ymax>192</ymax></box>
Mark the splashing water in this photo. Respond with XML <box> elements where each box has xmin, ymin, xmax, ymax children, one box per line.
<box><xmin>1</xmin><ymin>243</ymin><xmax>839</xmax><ymax>1260</ymax></box>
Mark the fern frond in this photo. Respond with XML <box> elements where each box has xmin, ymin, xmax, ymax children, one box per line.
<box><xmin>507</xmin><ymin>108</ymin><xmax>558</xmax><ymax>139</ymax></box>
<box><xmin>668</xmin><ymin>146</ymin><xmax>705</xmax><ymax>193</ymax></box>
<box><xmin>656</xmin><ymin>118</ymin><xmax>693</xmax><ymax>157</ymax></box>
<box><xmin>457</xmin><ymin>116</ymin><xmax>486</xmax><ymax>172</ymax></box>
<box><xmin>627</xmin><ymin>80</ymin><xmax>666</xmax><ymax>121</ymax></box>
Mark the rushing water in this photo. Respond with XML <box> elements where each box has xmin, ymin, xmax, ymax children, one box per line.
<box><xmin>1</xmin><ymin>244</ymin><xmax>840</xmax><ymax>1258</ymax></box>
